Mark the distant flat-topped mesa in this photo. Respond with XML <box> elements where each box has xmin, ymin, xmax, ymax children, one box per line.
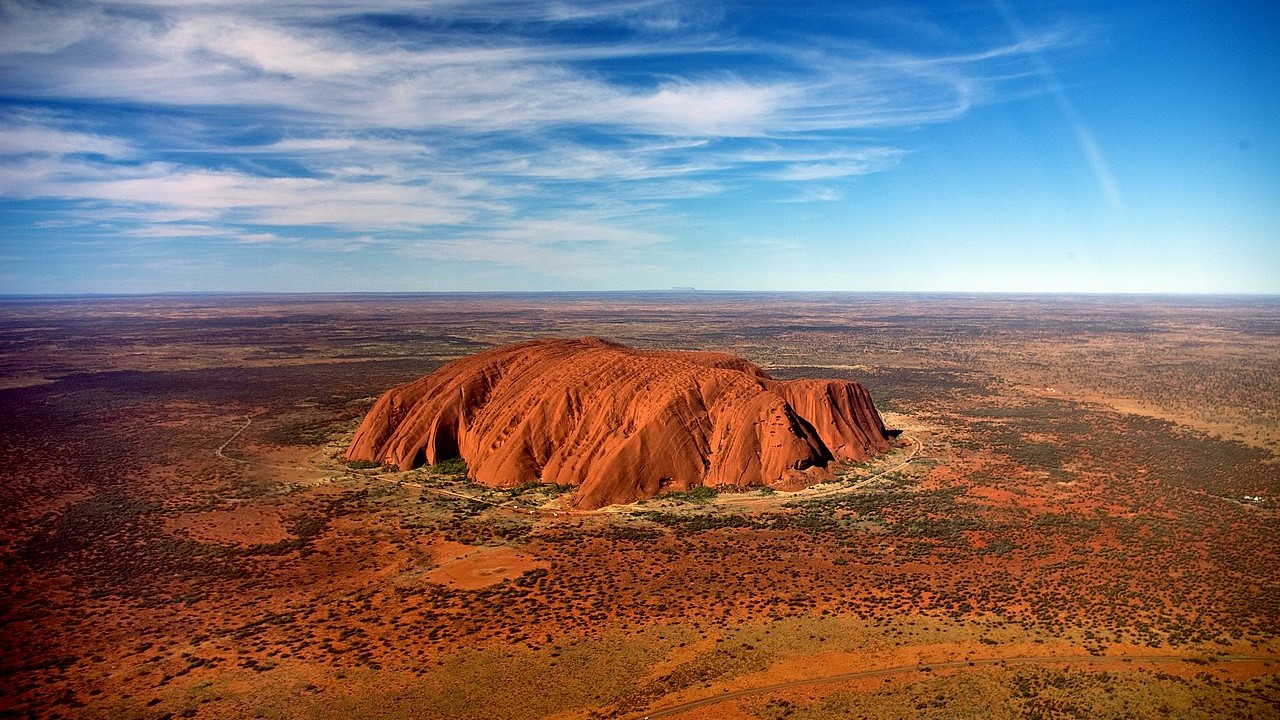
<box><xmin>346</xmin><ymin>338</ymin><xmax>895</xmax><ymax>510</ymax></box>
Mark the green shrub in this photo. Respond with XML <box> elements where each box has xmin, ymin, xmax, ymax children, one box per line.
<box><xmin>432</xmin><ymin>457</ymin><xmax>468</xmax><ymax>475</ymax></box>
<box><xmin>657</xmin><ymin>485</ymin><xmax>717</xmax><ymax>503</ymax></box>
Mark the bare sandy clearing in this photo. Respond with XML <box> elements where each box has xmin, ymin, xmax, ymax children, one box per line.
<box><xmin>425</xmin><ymin>539</ymin><xmax>549</xmax><ymax>590</ymax></box>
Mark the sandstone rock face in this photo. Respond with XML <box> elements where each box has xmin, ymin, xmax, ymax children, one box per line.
<box><xmin>346</xmin><ymin>338</ymin><xmax>894</xmax><ymax>509</ymax></box>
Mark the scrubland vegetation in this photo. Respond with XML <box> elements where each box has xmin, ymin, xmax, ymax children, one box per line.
<box><xmin>0</xmin><ymin>293</ymin><xmax>1276</xmax><ymax>718</ymax></box>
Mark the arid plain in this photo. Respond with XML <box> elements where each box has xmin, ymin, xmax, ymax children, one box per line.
<box><xmin>1</xmin><ymin>292</ymin><xmax>1277</xmax><ymax>719</ymax></box>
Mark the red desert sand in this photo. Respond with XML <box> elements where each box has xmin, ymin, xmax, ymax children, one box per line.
<box><xmin>347</xmin><ymin>338</ymin><xmax>895</xmax><ymax>509</ymax></box>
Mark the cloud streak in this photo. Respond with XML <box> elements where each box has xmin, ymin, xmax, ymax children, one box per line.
<box><xmin>990</xmin><ymin>0</ymin><xmax>1122</xmax><ymax>210</ymax></box>
<box><xmin>0</xmin><ymin>0</ymin><xmax>1087</xmax><ymax>282</ymax></box>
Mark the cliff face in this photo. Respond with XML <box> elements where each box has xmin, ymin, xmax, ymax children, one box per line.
<box><xmin>346</xmin><ymin>338</ymin><xmax>893</xmax><ymax>509</ymax></box>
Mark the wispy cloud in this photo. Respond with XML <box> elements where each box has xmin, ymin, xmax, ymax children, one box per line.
<box><xmin>990</xmin><ymin>0</ymin><xmax>1122</xmax><ymax>210</ymax></box>
<box><xmin>0</xmin><ymin>0</ymin><xmax>1087</xmax><ymax>282</ymax></box>
<box><xmin>764</xmin><ymin>148</ymin><xmax>907</xmax><ymax>181</ymax></box>
<box><xmin>780</xmin><ymin>186</ymin><xmax>843</xmax><ymax>204</ymax></box>
<box><xmin>0</xmin><ymin>117</ymin><xmax>130</xmax><ymax>157</ymax></box>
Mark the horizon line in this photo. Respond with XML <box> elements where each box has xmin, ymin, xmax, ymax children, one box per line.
<box><xmin>2</xmin><ymin>289</ymin><xmax>1278</xmax><ymax>300</ymax></box>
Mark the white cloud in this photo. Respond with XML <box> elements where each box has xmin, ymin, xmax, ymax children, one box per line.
<box><xmin>486</xmin><ymin>218</ymin><xmax>668</xmax><ymax>247</ymax></box>
<box><xmin>126</xmin><ymin>223</ymin><xmax>222</xmax><ymax>237</ymax></box>
<box><xmin>0</xmin><ymin>1</ymin><xmax>102</xmax><ymax>54</ymax></box>
<box><xmin>781</xmin><ymin>186</ymin><xmax>842</xmax><ymax>203</ymax></box>
<box><xmin>0</xmin><ymin>117</ymin><xmax>131</xmax><ymax>157</ymax></box>
<box><xmin>1</xmin><ymin>154</ymin><xmax>490</xmax><ymax>229</ymax></box>
<box><xmin>0</xmin><ymin>1</ymin><xmax>1063</xmax><ymax>137</ymax></box>
<box><xmin>622</xmin><ymin>80</ymin><xmax>790</xmax><ymax>136</ymax></box>
<box><xmin>768</xmin><ymin>148</ymin><xmax>906</xmax><ymax>181</ymax></box>
<box><xmin>0</xmin><ymin>0</ymin><xmax>1085</xmax><ymax>280</ymax></box>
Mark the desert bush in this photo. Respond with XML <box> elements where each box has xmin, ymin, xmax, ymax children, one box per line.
<box><xmin>656</xmin><ymin>485</ymin><xmax>717</xmax><ymax>503</ymax></box>
<box><xmin>432</xmin><ymin>457</ymin><xmax>468</xmax><ymax>475</ymax></box>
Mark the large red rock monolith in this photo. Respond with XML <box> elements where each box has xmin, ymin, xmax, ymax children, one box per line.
<box><xmin>346</xmin><ymin>338</ymin><xmax>894</xmax><ymax>509</ymax></box>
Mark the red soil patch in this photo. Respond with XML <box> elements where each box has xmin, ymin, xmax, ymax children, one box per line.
<box><xmin>165</xmin><ymin>504</ymin><xmax>288</xmax><ymax>546</ymax></box>
<box><xmin>425</xmin><ymin>539</ymin><xmax>550</xmax><ymax>590</ymax></box>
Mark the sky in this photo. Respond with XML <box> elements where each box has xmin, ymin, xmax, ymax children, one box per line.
<box><xmin>0</xmin><ymin>0</ymin><xmax>1276</xmax><ymax>294</ymax></box>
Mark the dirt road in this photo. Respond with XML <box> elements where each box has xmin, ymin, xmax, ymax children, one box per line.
<box><xmin>216</xmin><ymin>416</ymin><xmax>922</xmax><ymax>517</ymax></box>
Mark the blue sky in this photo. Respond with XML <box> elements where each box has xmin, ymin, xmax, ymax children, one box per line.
<box><xmin>0</xmin><ymin>0</ymin><xmax>1276</xmax><ymax>294</ymax></box>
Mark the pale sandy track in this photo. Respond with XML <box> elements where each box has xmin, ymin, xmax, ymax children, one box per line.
<box><xmin>710</xmin><ymin>432</ymin><xmax>921</xmax><ymax>511</ymax></box>
<box><xmin>215</xmin><ymin>417</ymin><xmax>921</xmax><ymax>517</ymax></box>
<box><xmin>214</xmin><ymin>414</ymin><xmax>253</xmax><ymax>464</ymax></box>
<box><xmin>213</xmin><ymin>413</ymin><xmax>328</xmax><ymax>473</ymax></box>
